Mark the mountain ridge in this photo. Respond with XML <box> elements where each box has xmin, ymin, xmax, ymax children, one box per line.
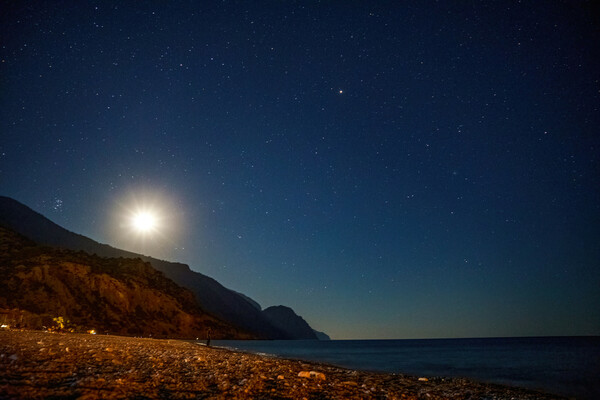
<box><xmin>0</xmin><ymin>196</ymin><xmax>322</xmax><ymax>340</ymax></box>
<box><xmin>262</xmin><ymin>305</ymin><xmax>319</xmax><ymax>340</ymax></box>
<box><xmin>0</xmin><ymin>226</ymin><xmax>246</xmax><ymax>338</ymax></box>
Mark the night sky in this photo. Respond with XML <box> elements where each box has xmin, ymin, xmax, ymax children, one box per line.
<box><xmin>1</xmin><ymin>1</ymin><xmax>599</xmax><ymax>339</ymax></box>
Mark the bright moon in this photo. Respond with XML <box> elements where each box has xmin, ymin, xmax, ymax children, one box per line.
<box><xmin>113</xmin><ymin>189</ymin><xmax>182</xmax><ymax>258</ymax></box>
<box><xmin>131</xmin><ymin>211</ymin><xmax>157</xmax><ymax>233</ymax></box>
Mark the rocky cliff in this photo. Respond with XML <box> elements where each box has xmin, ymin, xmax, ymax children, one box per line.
<box><xmin>0</xmin><ymin>226</ymin><xmax>249</xmax><ymax>339</ymax></box>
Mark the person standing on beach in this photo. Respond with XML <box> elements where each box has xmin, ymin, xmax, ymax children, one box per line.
<box><xmin>206</xmin><ymin>328</ymin><xmax>212</xmax><ymax>347</ymax></box>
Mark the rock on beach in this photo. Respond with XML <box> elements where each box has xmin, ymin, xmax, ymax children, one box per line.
<box><xmin>0</xmin><ymin>329</ymin><xmax>566</xmax><ymax>399</ymax></box>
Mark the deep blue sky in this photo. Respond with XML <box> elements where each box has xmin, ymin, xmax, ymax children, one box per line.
<box><xmin>1</xmin><ymin>1</ymin><xmax>599</xmax><ymax>339</ymax></box>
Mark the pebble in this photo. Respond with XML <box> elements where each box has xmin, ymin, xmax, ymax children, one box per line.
<box><xmin>298</xmin><ymin>370</ymin><xmax>326</xmax><ymax>381</ymax></box>
<box><xmin>298</xmin><ymin>370</ymin><xmax>311</xmax><ymax>378</ymax></box>
<box><xmin>0</xmin><ymin>330</ymin><xmax>567</xmax><ymax>400</ymax></box>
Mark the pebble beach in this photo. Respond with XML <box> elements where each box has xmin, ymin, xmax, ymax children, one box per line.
<box><xmin>0</xmin><ymin>330</ymin><xmax>566</xmax><ymax>399</ymax></box>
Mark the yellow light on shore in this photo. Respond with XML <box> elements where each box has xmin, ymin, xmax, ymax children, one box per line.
<box><xmin>88</xmin><ymin>329</ymin><xmax>96</xmax><ymax>335</ymax></box>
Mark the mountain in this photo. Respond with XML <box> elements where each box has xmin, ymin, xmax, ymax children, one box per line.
<box><xmin>313</xmin><ymin>329</ymin><xmax>332</xmax><ymax>341</ymax></box>
<box><xmin>262</xmin><ymin>306</ymin><xmax>318</xmax><ymax>340</ymax></box>
<box><xmin>0</xmin><ymin>226</ymin><xmax>247</xmax><ymax>339</ymax></box>
<box><xmin>0</xmin><ymin>196</ymin><xmax>325</xmax><ymax>339</ymax></box>
<box><xmin>234</xmin><ymin>291</ymin><xmax>262</xmax><ymax>311</ymax></box>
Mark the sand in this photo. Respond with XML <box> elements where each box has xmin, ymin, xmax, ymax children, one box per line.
<box><xmin>0</xmin><ymin>329</ymin><xmax>566</xmax><ymax>399</ymax></box>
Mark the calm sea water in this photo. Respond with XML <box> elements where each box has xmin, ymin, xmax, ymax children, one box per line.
<box><xmin>211</xmin><ymin>337</ymin><xmax>600</xmax><ymax>400</ymax></box>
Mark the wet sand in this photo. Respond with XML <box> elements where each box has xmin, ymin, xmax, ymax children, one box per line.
<box><xmin>0</xmin><ymin>330</ymin><xmax>566</xmax><ymax>399</ymax></box>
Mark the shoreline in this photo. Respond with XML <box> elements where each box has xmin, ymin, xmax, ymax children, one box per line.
<box><xmin>0</xmin><ymin>330</ymin><xmax>567</xmax><ymax>399</ymax></box>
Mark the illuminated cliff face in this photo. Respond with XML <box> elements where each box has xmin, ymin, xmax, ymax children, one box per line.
<box><xmin>0</xmin><ymin>226</ymin><xmax>253</xmax><ymax>339</ymax></box>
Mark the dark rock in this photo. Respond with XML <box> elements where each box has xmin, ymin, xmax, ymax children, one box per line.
<box><xmin>313</xmin><ymin>329</ymin><xmax>331</xmax><ymax>340</ymax></box>
<box><xmin>262</xmin><ymin>306</ymin><xmax>318</xmax><ymax>340</ymax></box>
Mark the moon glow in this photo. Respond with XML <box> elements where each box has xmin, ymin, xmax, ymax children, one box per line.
<box><xmin>131</xmin><ymin>211</ymin><xmax>158</xmax><ymax>233</ymax></box>
<box><xmin>111</xmin><ymin>189</ymin><xmax>184</xmax><ymax>259</ymax></box>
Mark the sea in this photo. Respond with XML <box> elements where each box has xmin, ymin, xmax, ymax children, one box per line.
<box><xmin>210</xmin><ymin>337</ymin><xmax>600</xmax><ymax>400</ymax></box>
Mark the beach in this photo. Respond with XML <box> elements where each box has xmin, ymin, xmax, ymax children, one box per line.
<box><xmin>0</xmin><ymin>330</ymin><xmax>566</xmax><ymax>399</ymax></box>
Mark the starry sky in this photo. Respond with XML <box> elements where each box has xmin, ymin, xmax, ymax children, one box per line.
<box><xmin>1</xmin><ymin>1</ymin><xmax>599</xmax><ymax>340</ymax></box>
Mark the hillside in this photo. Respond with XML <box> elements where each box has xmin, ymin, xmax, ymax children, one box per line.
<box><xmin>0</xmin><ymin>226</ymin><xmax>249</xmax><ymax>339</ymax></box>
<box><xmin>0</xmin><ymin>196</ymin><xmax>326</xmax><ymax>339</ymax></box>
<box><xmin>263</xmin><ymin>306</ymin><xmax>318</xmax><ymax>340</ymax></box>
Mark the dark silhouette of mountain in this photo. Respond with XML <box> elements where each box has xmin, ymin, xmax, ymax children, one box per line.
<box><xmin>313</xmin><ymin>329</ymin><xmax>331</xmax><ymax>341</ymax></box>
<box><xmin>234</xmin><ymin>291</ymin><xmax>262</xmax><ymax>311</ymax></box>
<box><xmin>148</xmin><ymin>257</ymin><xmax>287</xmax><ymax>339</ymax></box>
<box><xmin>0</xmin><ymin>226</ymin><xmax>248</xmax><ymax>339</ymax></box>
<box><xmin>262</xmin><ymin>306</ymin><xmax>318</xmax><ymax>340</ymax></box>
<box><xmin>0</xmin><ymin>196</ymin><xmax>325</xmax><ymax>339</ymax></box>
